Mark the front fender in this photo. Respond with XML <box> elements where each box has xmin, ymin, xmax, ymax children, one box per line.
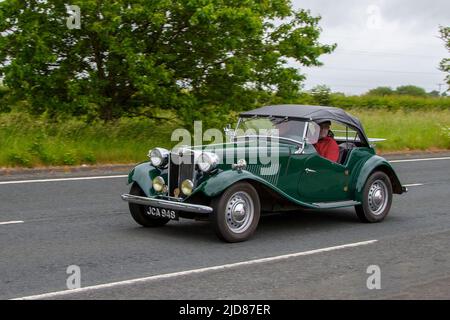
<box><xmin>196</xmin><ymin>170</ymin><xmax>266</xmax><ymax>198</ymax></box>
<box><xmin>194</xmin><ymin>169</ymin><xmax>318</xmax><ymax>209</ymax></box>
<box><xmin>127</xmin><ymin>162</ymin><xmax>163</xmax><ymax>196</ymax></box>
<box><xmin>354</xmin><ymin>155</ymin><xmax>404</xmax><ymax>202</ymax></box>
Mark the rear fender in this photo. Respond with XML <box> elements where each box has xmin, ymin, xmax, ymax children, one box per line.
<box><xmin>354</xmin><ymin>156</ymin><xmax>404</xmax><ymax>202</ymax></box>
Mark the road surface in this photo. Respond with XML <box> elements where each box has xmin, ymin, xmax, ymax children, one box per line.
<box><xmin>0</xmin><ymin>154</ymin><xmax>449</xmax><ymax>299</ymax></box>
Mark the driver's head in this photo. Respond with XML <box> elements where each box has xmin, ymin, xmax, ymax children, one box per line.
<box><xmin>317</xmin><ymin>120</ymin><xmax>331</xmax><ymax>139</ymax></box>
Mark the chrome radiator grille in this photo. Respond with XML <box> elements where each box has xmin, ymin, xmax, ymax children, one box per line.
<box><xmin>168</xmin><ymin>152</ymin><xmax>195</xmax><ymax>198</ymax></box>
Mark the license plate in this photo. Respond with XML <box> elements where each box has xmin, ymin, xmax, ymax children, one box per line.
<box><xmin>146</xmin><ymin>206</ymin><xmax>179</xmax><ymax>220</ymax></box>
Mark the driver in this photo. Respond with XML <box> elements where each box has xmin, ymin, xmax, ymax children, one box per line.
<box><xmin>314</xmin><ymin>120</ymin><xmax>339</xmax><ymax>163</ymax></box>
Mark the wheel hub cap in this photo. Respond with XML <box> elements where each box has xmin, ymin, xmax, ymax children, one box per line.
<box><xmin>368</xmin><ymin>180</ymin><xmax>388</xmax><ymax>215</ymax></box>
<box><xmin>226</xmin><ymin>191</ymin><xmax>254</xmax><ymax>233</ymax></box>
<box><xmin>373</xmin><ymin>190</ymin><xmax>383</xmax><ymax>206</ymax></box>
<box><xmin>231</xmin><ymin>203</ymin><xmax>246</xmax><ymax>223</ymax></box>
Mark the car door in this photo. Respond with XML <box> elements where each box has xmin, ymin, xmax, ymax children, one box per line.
<box><xmin>296</xmin><ymin>144</ymin><xmax>351</xmax><ymax>202</ymax></box>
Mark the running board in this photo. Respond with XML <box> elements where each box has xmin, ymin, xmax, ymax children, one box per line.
<box><xmin>312</xmin><ymin>200</ymin><xmax>360</xmax><ymax>209</ymax></box>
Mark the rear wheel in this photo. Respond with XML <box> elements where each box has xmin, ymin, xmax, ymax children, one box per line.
<box><xmin>128</xmin><ymin>183</ymin><xmax>170</xmax><ymax>227</ymax></box>
<box><xmin>211</xmin><ymin>182</ymin><xmax>260</xmax><ymax>242</ymax></box>
<box><xmin>355</xmin><ymin>171</ymin><xmax>393</xmax><ymax>223</ymax></box>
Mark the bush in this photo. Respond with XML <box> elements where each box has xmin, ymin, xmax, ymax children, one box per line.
<box><xmin>6</xmin><ymin>152</ymin><xmax>32</xmax><ymax>167</ymax></box>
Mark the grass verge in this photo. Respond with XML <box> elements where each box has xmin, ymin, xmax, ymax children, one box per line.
<box><xmin>0</xmin><ymin>109</ymin><xmax>449</xmax><ymax>168</ymax></box>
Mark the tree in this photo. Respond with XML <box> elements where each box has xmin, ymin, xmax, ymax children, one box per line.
<box><xmin>439</xmin><ymin>26</ymin><xmax>450</xmax><ymax>92</ymax></box>
<box><xmin>366</xmin><ymin>86</ymin><xmax>394</xmax><ymax>96</ymax></box>
<box><xmin>0</xmin><ymin>0</ymin><xmax>335</xmax><ymax>121</ymax></box>
<box><xmin>428</xmin><ymin>90</ymin><xmax>441</xmax><ymax>97</ymax></box>
<box><xmin>395</xmin><ymin>85</ymin><xmax>427</xmax><ymax>97</ymax></box>
<box><xmin>310</xmin><ymin>84</ymin><xmax>331</xmax><ymax>105</ymax></box>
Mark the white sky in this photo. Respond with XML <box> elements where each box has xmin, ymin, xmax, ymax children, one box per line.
<box><xmin>292</xmin><ymin>0</ymin><xmax>450</xmax><ymax>94</ymax></box>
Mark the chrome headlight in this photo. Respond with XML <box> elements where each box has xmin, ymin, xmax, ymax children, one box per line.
<box><xmin>152</xmin><ymin>176</ymin><xmax>165</xmax><ymax>193</ymax></box>
<box><xmin>197</xmin><ymin>152</ymin><xmax>219</xmax><ymax>172</ymax></box>
<box><xmin>148</xmin><ymin>147</ymin><xmax>169</xmax><ymax>168</ymax></box>
<box><xmin>181</xmin><ymin>179</ymin><xmax>194</xmax><ymax>196</ymax></box>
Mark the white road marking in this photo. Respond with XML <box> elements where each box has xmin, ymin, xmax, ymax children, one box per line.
<box><xmin>403</xmin><ymin>183</ymin><xmax>424</xmax><ymax>187</ymax></box>
<box><xmin>0</xmin><ymin>220</ymin><xmax>24</xmax><ymax>226</ymax></box>
<box><xmin>0</xmin><ymin>175</ymin><xmax>127</xmax><ymax>185</ymax></box>
<box><xmin>0</xmin><ymin>156</ymin><xmax>448</xmax><ymax>185</ymax></box>
<box><xmin>390</xmin><ymin>157</ymin><xmax>450</xmax><ymax>163</ymax></box>
<box><xmin>12</xmin><ymin>239</ymin><xmax>377</xmax><ymax>300</ymax></box>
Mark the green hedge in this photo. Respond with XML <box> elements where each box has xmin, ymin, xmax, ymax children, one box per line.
<box><xmin>328</xmin><ymin>94</ymin><xmax>450</xmax><ymax>111</ymax></box>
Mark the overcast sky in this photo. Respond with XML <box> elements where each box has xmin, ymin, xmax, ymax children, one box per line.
<box><xmin>291</xmin><ymin>0</ymin><xmax>450</xmax><ymax>94</ymax></box>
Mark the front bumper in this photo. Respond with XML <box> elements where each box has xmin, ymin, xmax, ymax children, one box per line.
<box><xmin>121</xmin><ymin>194</ymin><xmax>213</xmax><ymax>214</ymax></box>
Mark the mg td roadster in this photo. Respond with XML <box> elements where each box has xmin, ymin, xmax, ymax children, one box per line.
<box><xmin>121</xmin><ymin>105</ymin><xmax>407</xmax><ymax>242</ymax></box>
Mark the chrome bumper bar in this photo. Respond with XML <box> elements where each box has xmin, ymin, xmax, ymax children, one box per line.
<box><xmin>121</xmin><ymin>194</ymin><xmax>213</xmax><ymax>214</ymax></box>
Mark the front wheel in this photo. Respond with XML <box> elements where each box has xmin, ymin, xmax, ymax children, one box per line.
<box><xmin>128</xmin><ymin>183</ymin><xmax>170</xmax><ymax>227</ymax></box>
<box><xmin>355</xmin><ymin>171</ymin><xmax>393</xmax><ymax>223</ymax></box>
<box><xmin>211</xmin><ymin>182</ymin><xmax>261</xmax><ymax>243</ymax></box>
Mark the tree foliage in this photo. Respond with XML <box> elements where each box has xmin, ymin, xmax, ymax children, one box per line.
<box><xmin>366</xmin><ymin>85</ymin><xmax>429</xmax><ymax>97</ymax></box>
<box><xmin>366</xmin><ymin>86</ymin><xmax>394</xmax><ymax>96</ymax></box>
<box><xmin>440</xmin><ymin>26</ymin><xmax>450</xmax><ymax>92</ymax></box>
<box><xmin>428</xmin><ymin>90</ymin><xmax>441</xmax><ymax>97</ymax></box>
<box><xmin>395</xmin><ymin>85</ymin><xmax>427</xmax><ymax>97</ymax></box>
<box><xmin>310</xmin><ymin>84</ymin><xmax>331</xmax><ymax>105</ymax></box>
<box><xmin>0</xmin><ymin>0</ymin><xmax>335</xmax><ymax>121</ymax></box>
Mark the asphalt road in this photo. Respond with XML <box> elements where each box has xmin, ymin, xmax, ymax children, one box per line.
<box><xmin>0</xmin><ymin>154</ymin><xmax>449</xmax><ymax>300</ymax></box>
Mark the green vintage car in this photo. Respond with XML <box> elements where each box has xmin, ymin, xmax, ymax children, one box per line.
<box><xmin>121</xmin><ymin>105</ymin><xmax>407</xmax><ymax>242</ymax></box>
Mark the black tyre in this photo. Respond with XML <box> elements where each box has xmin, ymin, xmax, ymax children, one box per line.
<box><xmin>211</xmin><ymin>182</ymin><xmax>261</xmax><ymax>242</ymax></box>
<box><xmin>128</xmin><ymin>183</ymin><xmax>170</xmax><ymax>227</ymax></box>
<box><xmin>355</xmin><ymin>171</ymin><xmax>393</xmax><ymax>223</ymax></box>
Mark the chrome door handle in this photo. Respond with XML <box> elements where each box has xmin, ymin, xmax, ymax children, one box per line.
<box><xmin>305</xmin><ymin>168</ymin><xmax>317</xmax><ymax>174</ymax></box>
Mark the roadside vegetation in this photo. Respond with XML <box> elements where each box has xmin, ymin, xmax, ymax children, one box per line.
<box><xmin>0</xmin><ymin>112</ymin><xmax>179</xmax><ymax>167</ymax></box>
<box><xmin>0</xmin><ymin>2</ymin><xmax>448</xmax><ymax>168</ymax></box>
<box><xmin>1</xmin><ymin>99</ymin><xmax>449</xmax><ymax>168</ymax></box>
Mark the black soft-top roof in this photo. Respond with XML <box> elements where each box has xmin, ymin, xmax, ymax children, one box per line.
<box><xmin>240</xmin><ymin>104</ymin><xmax>368</xmax><ymax>144</ymax></box>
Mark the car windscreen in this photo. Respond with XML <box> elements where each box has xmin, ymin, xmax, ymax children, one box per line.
<box><xmin>237</xmin><ymin>117</ymin><xmax>307</xmax><ymax>142</ymax></box>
